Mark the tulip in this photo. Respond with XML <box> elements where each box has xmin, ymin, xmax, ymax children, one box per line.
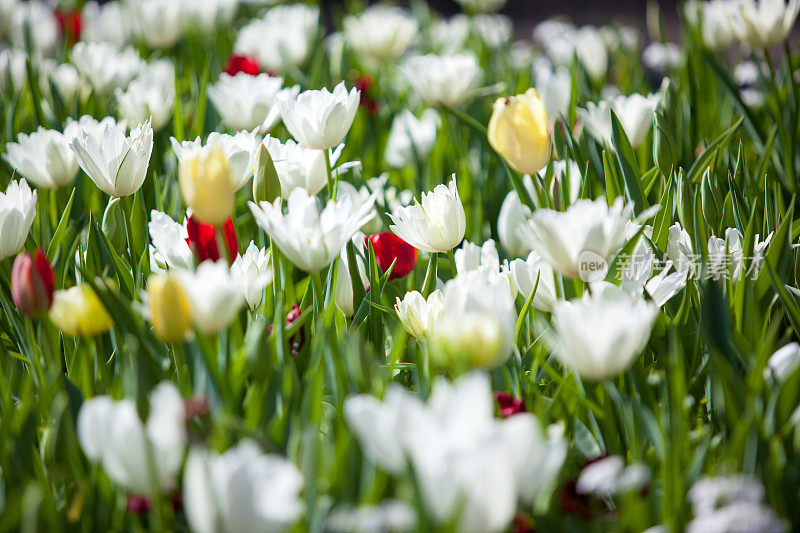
<box><xmin>394</xmin><ymin>290</ymin><xmax>444</xmax><ymax>339</ymax></box>
<box><xmin>249</xmin><ymin>187</ymin><xmax>376</xmax><ymax>273</ymax></box>
<box><xmin>497</xmin><ymin>185</ymin><xmax>533</xmax><ymax>258</ymax></box>
<box><xmin>55</xmin><ymin>8</ymin><xmax>83</xmax><ymax>44</ymax></box>
<box><xmin>487</xmin><ymin>89</ymin><xmax>550</xmax><ymax>174</ymax></box>
<box><xmin>508</xmin><ymin>251</ymin><xmax>558</xmax><ymax>312</ymax></box>
<box><xmin>81</xmin><ymin>1</ymin><xmax>133</xmax><ymax>46</ymax></box>
<box><xmin>578</xmin><ymin>93</ymin><xmax>660</xmax><ymax>148</ymax></box>
<box><xmin>765</xmin><ymin>343</ymin><xmax>800</xmax><ymax>383</ymax></box>
<box><xmin>430</xmin><ymin>312</ymin><xmax>504</xmax><ymax>371</ymax></box>
<box><xmin>224</xmin><ymin>54</ymin><xmax>260</xmax><ymax>76</ymax></box>
<box><xmin>11</xmin><ymin>249</ymin><xmax>54</xmax><ymax>316</ymax></box>
<box><xmin>178</xmin><ymin>146</ymin><xmax>235</xmax><ymax>226</ymax></box>
<box><xmin>519</xmin><ymin>197</ymin><xmax>639</xmax><ymax>279</ymax></box>
<box><xmin>335</xmin><ymin>233</ymin><xmax>369</xmax><ymax>317</ymax></box>
<box><xmin>10</xmin><ymin>2</ymin><xmax>58</xmax><ymax>57</ymax></box>
<box><xmin>343</xmin><ymin>5</ymin><xmax>418</xmax><ymax>61</ymax></box>
<box><xmin>69</xmin><ymin>117</ymin><xmax>153</xmax><ymax>197</ymax></box>
<box><xmin>494</xmin><ymin>392</ymin><xmax>526</xmax><ymax>418</ymax></box>
<box><xmin>172</xmin><ymin>129</ymin><xmax>261</xmax><ymax>192</ymax></box>
<box><xmin>70</xmin><ymin>42</ymin><xmax>144</xmax><ymax>96</ymax></box>
<box><xmin>128</xmin><ymin>0</ymin><xmax>185</xmax><ymax>49</ymax></box>
<box><xmin>400</xmin><ymin>54</ymin><xmax>483</xmax><ymax>107</ymax></box>
<box><xmin>177</xmin><ymin>260</ymin><xmax>244</xmax><ymax>335</ymax></box>
<box><xmin>0</xmin><ymin>179</ymin><xmax>37</xmax><ymax>260</ymax></box>
<box><xmin>278</xmin><ymin>81</ymin><xmax>361</xmax><ymax>150</ymax></box>
<box><xmin>389</xmin><ymin>176</ymin><xmax>466</xmax><ymax>253</ymax></box>
<box><xmin>233</xmin><ymin>4</ymin><xmax>319</xmax><ymax>72</ymax></box>
<box><xmin>3</xmin><ymin>126</ymin><xmax>79</xmax><ymax>189</ymax></box>
<box><xmin>49</xmin><ymin>284</ymin><xmax>113</xmax><ymax>337</ymax></box>
<box><xmin>454</xmin><ymin>240</ymin><xmax>515</xmax><ymax>298</ymax></box>
<box><xmin>183</xmin><ymin>440</ymin><xmax>304</xmax><ymax>533</ymax></box>
<box><xmin>147</xmin><ymin>274</ymin><xmax>192</xmax><ymax>343</ymax></box>
<box><xmin>367</xmin><ymin>232</ymin><xmax>417</xmax><ymax>280</ymax></box>
<box><xmin>185</xmin><ymin>213</ymin><xmax>238</xmax><ymax>265</ymax></box>
<box><xmin>552</xmin><ymin>287</ymin><xmax>658</xmax><ymax>381</ymax></box>
<box><xmin>115</xmin><ymin>60</ymin><xmax>175</xmax><ymax>131</ymax></box>
<box><xmin>384</xmin><ymin>109</ymin><xmax>439</xmax><ymax>169</ymax></box>
<box><xmin>148</xmin><ymin>210</ymin><xmax>194</xmax><ymax>271</ymax></box>
<box><xmin>533</xmin><ymin>61</ymin><xmax>572</xmax><ymax>120</ymax></box>
<box><xmin>208</xmin><ymin>73</ymin><xmax>295</xmax><ymax>132</ymax></box>
<box><xmin>231</xmin><ymin>242</ymin><xmax>273</xmax><ymax>311</ymax></box>
<box><xmin>730</xmin><ymin>0</ymin><xmax>800</xmax><ymax>49</ymax></box>
<box><xmin>684</xmin><ymin>1</ymin><xmax>738</xmax><ymax>50</ymax></box>
<box><xmin>261</xmin><ymin>136</ymin><xmax>328</xmax><ymax>197</ymax></box>
<box><xmin>77</xmin><ymin>382</ymin><xmax>186</xmax><ymax>494</ymax></box>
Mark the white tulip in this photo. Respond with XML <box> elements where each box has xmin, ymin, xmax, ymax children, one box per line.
<box><xmin>666</xmin><ymin>222</ymin><xmax>695</xmax><ymax>273</ymax></box>
<box><xmin>261</xmin><ymin>136</ymin><xmax>327</xmax><ymax>197</ymax></box>
<box><xmin>183</xmin><ymin>440</ymin><xmax>304</xmax><ymax>533</ymax></box>
<box><xmin>71</xmin><ymin>42</ymin><xmax>144</xmax><ymax>96</ymax></box>
<box><xmin>553</xmin><ymin>287</ymin><xmax>658</xmax><ymax>380</ymax></box>
<box><xmin>394</xmin><ymin>290</ymin><xmax>444</xmax><ymax>339</ymax></box>
<box><xmin>116</xmin><ymin>59</ymin><xmax>175</xmax><ymax>131</ymax></box>
<box><xmin>326</xmin><ymin>500</ymin><xmax>417</xmax><ymax>533</ymax></box>
<box><xmin>234</xmin><ymin>4</ymin><xmax>319</xmax><ymax>72</ymax></box>
<box><xmin>82</xmin><ymin>1</ymin><xmax>133</xmax><ymax>46</ymax></box>
<box><xmin>3</xmin><ymin>126</ymin><xmax>79</xmax><ymax>189</ymax></box>
<box><xmin>278</xmin><ymin>81</ymin><xmax>360</xmax><ymax>150</ymax></box>
<box><xmin>389</xmin><ymin>176</ymin><xmax>466</xmax><ymax>253</ymax></box>
<box><xmin>401</xmin><ymin>54</ymin><xmax>483</xmax><ymax>107</ymax></box>
<box><xmin>177</xmin><ymin>260</ymin><xmax>245</xmax><ymax>334</ymax></box>
<box><xmin>231</xmin><ymin>242</ymin><xmax>273</xmax><ymax>311</ymax></box>
<box><xmin>128</xmin><ymin>0</ymin><xmax>185</xmax><ymax>49</ymax></box>
<box><xmin>708</xmin><ymin>228</ymin><xmax>772</xmax><ymax>282</ymax></box>
<box><xmin>519</xmin><ymin>197</ymin><xmax>638</xmax><ymax>279</ymax></box>
<box><xmin>10</xmin><ymin>1</ymin><xmax>57</xmax><ymax>57</ymax></box>
<box><xmin>509</xmin><ymin>251</ymin><xmax>558</xmax><ymax>312</ymax></box>
<box><xmin>172</xmin><ymin>129</ymin><xmax>262</xmax><ymax>191</ymax></box>
<box><xmin>543</xmin><ymin>159</ymin><xmax>583</xmax><ymax>206</ymax></box>
<box><xmin>579</xmin><ymin>93</ymin><xmax>660</xmax><ymax>148</ymax></box>
<box><xmin>497</xmin><ymin>175</ymin><xmax>535</xmax><ymax>258</ymax></box>
<box><xmin>208</xmin><ymin>73</ymin><xmax>296</xmax><ymax>132</ymax></box>
<box><xmin>249</xmin><ymin>187</ymin><xmax>375</xmax><ymax>273</ymax></box>
<box><xmin>687</xmin><ymin>476</ymin><xmax>786</xmax><ymax>533</ymax></box>
<box><xmin>765</xmin><ymin>342</ymin><xmax>800</xmax><ymax>382</ymax></box>
<box><xmin>730</xmin><ymin>0</ymin><xmax>800</xmax><ymax>48</ymax></box>
<box><xmin>183</xmin><ymin>0</ymin><xmax>238</xmax><ymax>35</ymax></box>
<box><xmin>70</xmin><ymin>118</ymin><xmax>153</xmax><ymax>197</ymax></box>
<box><xmin>473</xmin><ymin>15</ymin><xmax>513</xmax><ymax>49</ymax></box>
<box><xmin>42</xmin><ymin>61</ymin><xmax>85</xmax><ymax>104</ymax></box>
<box><xmin>576</xmin><ymin>455</ymin><xmax>651</xmax><ymax>497</ymax></box>
<box><xmin>148</xmin><ymin>210</ymin><xmax>194</xmax><ymax>271</ymax></box>
<box><xmin>343</xmin><ymin>5</ymin><xmax>418</xmax><ymax>61</ymax></box>
<box><xmin>575</xmin><ymin>26</ymin><xmax>609</xmax><ymax>81</ymax></box>
<box><xmin>455</xmin><ymin>239</ymin><xmax>516</xmax><ymax>297</ymax></box>
<box><xmin>533</xmin><ymin>60</ymin><xmax>572</xmax><ymax>120</ymax></box>
<box><xmin>685</xmin><ymin>1</ymin><xmax>738</xmax><ymax>50</ymax></box>
<box><xmin>334</xmin><ymin>232</ymin><xmax>369</xmax><ymax>316</ymax></box>
<box><xmin>0</xmin><ymin>179</ymin><xmax>36</xmax><ymax>260</ymax></box>
<box><xmin>77</xmin><ymin>382</ymin><xmax>186</xmax><ymax>495</ymax></box>
<box><xmin>345</xmin><ymin>372</ymin><xmax>565</xmax><ymax>533</ymax></box>
<box><xmin>428</xmin><ymin>15</ymin><xmax>470</xmax><ymax>55</ymax></box>
<box><xmin>642</xmin><ymin>42</ymin><xmax>683</xmax><ymax>72</ymax></box>
<box><xmin>65</xmin><ymin>115</ymin><xmax>126</xmax><ymax>147</ymax></box>
<box><xmin>0</xmin><ymin>48</ymin><xmax>27</xmax><ymax>92</ymax></box>
<box><xmin>384</xmin><ymin>109</ymin><xmax>440</xmax><ymax>169</ymax></box>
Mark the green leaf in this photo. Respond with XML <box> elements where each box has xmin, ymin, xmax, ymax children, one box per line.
<box><xmin>253</xmin><ymin>143</ymin><xmax>281</xmax><ymax>204</ymax></box>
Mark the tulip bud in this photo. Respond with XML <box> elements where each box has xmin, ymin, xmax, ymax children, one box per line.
<box><xmin>366</xmin><ymin>232</ymin><xmax>417</xmax><ymax>280</ymax></box>
<box><xmin>223</xmin><ymin>54</ymin><xmax>260</xmax><ymax>76</ymax></box>
<box><xmin>494</xmin><ymin>391</ymin><xmax>526</xmax><ymax>418</ymax></box>
<box><xmin>430</xmin><ymin>312</ymin><xmax>504</xmax><ymax>373</ymax></box>
<box><xmin>148</xmin><ymin>274</ymin><xmax>192</xmax><ymax>344</ymax></box>
<box><xmin>185</xmin><ymin>213</ymin><xmax>239</xmax><ymax>265</ymax></box>
<box><xmin>178</xmin><ymin>146</ymin><xmax>234</xmax><ymax>226</ymax></box>
<box><xmin>49</xmin><ymin>284</ymin><xmax>113</xmax><ymax>336</ymax></box>
<box><xmin>11</xmin><ymin>249</ymin><xmax>54</xmax><ymax>316</ymax></box>
<box><xmin>487</xmin><ymin>88</ymin><xmax>550</xmax><ymax>175</ymax></box>
<box><xmin>652</xmin><ymin>111</ymin><xmax>677</xmax><ymax>177</ymax></box>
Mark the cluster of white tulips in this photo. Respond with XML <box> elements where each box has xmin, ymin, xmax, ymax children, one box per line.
<box><xmin>1</xmin><ymin>0</ymin><xmax>800</xmax><ymax>531</ymax></box>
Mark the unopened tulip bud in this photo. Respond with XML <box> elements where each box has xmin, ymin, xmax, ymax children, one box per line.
<box><xmin>148</xmin><ymin>274</ymin><xmax>192</xmax><ymax>344</ymax></box>
<box><xmin>179</xmin><ymin>146</ymin><xmax>235</xmax><ymax>226</ymax></box>
<box><xmin>430</xmin><ymin>312</ymin><xmax>504</xmax><ymax>373</ymax></box>
<box><xmin>11</xmin><ymin>249</ymin><xmax>54</xmax><ymax>316</ymax></box>
<box><xmin>49</xmin><ymin>284</ymin><xmax>113</xmax><ymax>336</ymax></box>
<box><xmin>487</xmin><ymin>88</ymin><xmax>550</xmax><ymax>175</ymax></box>
<box><xmin>366</xmin><ymin>232</ymin><xmax>417</xmax><ymax>280</ymax></box>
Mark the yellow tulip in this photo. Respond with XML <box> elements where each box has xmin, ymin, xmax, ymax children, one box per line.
<box><xmin>49</xmin><ymin>285</ymin><xmax>113</xmax><ymax>337</ymax></box>
<box><xmin>148</xmin><ymin>274</ymin><xmax>192</xmax><ymax>343</ymax></box>
<box><xmin>487</xmin><ymin>88</ymin><xmax>550</xmax><ymax>175</ymax></box>
<box><xmin>178</xmin><ymin>146</ymin><xmax>234</xmax><ymax>226</ymax></box>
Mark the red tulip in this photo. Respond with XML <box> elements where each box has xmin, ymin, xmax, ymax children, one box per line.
<box><xmin>354</xmin><ymin>74</ymin><xmax>379</xmax><ymax>116</ymax></box>
<box><xmin>223</xmin><ymin>54</ymin><xmax>260</xmax><ymax>76</ymax></box>
<box><xmin>185</xmin><ymin>213</ymin><xmax>238</xmax><ymax>265</ymax></box>
<box><xmin>493</xmin><ymin>391</ymin><xmax>526</xmax><ymax>418</ymax></box>
<box><xmin>266</xmin><ymin>304</ymin><xmax>305</xmax><ymax>355</ymax></box>
<box><xmin>366</xmin><ymin>232</ymin><xmax>417</xmax><ymax>280</ymax></box>
<box><xmin>11</xmin><ymin>249</ymin><xmax>55</xmax><ymax>316</ymax></box>
<box><xmin>55</xmin><ymin>9</ymin><xmax>82</xmax><ymax>44</ymax></box>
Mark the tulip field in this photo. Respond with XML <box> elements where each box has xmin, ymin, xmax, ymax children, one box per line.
<box><xmin>3</xmin><ymin>0</ymin><xmax>800</xmax><ymax>531</ymax></box>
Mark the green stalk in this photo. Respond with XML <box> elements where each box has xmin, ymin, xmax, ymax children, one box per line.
<box><xmin>421</xmin><ymin>253</ymin><xmax>438</xmax><ymax>297</ymax></box>
<box><xmin>446</xmin><ymin>248</ymin><xmax>458</xmax><ymax>278</ymax></box>
<box><xmin>324</xmin><ymin>148</ymin><xmax>336</xmax><ymax>200</ymax></box>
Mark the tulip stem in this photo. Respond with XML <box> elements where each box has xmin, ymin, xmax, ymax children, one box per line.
<box><xmin>446</xmin><ymin>249</ymin><xmax>458</xmax><ymax>278</ymax></box>
<box><xmin>311</xmin><ymin>271</ymin><xmax>324</xmax><ymax>317</ymax></box>
<box><xmin>324</xmin><ymin>148</ymin><xmax>336</xmax><ymax>200</ymax></box>
<box><xmin>421</xmin><ymin>253</ymin><xmax>437</xmax><ymax>297</ymax></box>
